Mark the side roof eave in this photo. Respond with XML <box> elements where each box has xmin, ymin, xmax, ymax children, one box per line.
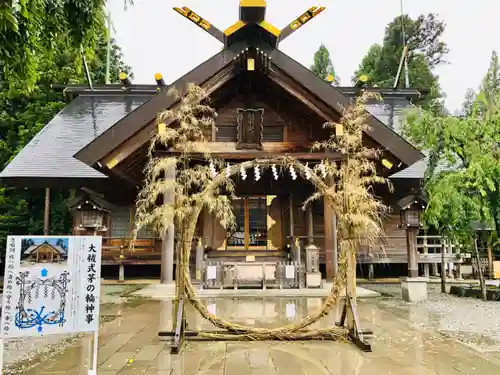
<box><xmin>74</xmin><ymin>41</ymin><xmax>249</xmax><ymax>166</ymax></box>
<box><xmin>263</xmin><ymin>46</ymin><xmax>424</xmax><ymax>166</ymax></box>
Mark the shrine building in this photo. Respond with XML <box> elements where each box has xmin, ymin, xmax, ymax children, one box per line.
<box><xmin>0</xmin><ymin>1</ymin><xmax>463</xmax><ymax>283</ymax></box>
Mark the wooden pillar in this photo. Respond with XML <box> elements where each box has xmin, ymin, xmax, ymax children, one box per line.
<box><xmin>422</xmin><ymin>232</ymin><xmax>429</xmax><ymax>278</ymax></box>
<box><xmin>161</xmin><ymin>162</ymin><xmax>176</xmax><ymax>284</ymax></box>
<box><xmin>203</xmin><ymin>209</ymin><xmax>214</xmax><ymax>249</ymax></box>
<box><xmin>406</xmin><ymin>228</ymin><xmax>419</xmax><ymax>277</ymax></box>
<box><xmin>346</xmin><ymin>245</ymin><xmax>356</xmax><ymax>331</ymax></box>
<box><xmin>306</xmin><ymin>205</ymin><xmax>314</xmax><ymax>245</ymax></box>
<box><xmin>119</xmin><ymin>264</ymin><xmax>125</xmax><ymax>281</ymax></box>
<box><xmin>487</xmin><ymin>243</ymin><xmax>494</xmax><ymax>280</ymax></box>
<box><xmin>332</xmin><ymin>215</ymin><xmax>338</xmax><ymax>278</ymax></box>
<box><xmin>44</xmin><ymin>188</ymin><xmax>50</xmax><ymax>235</ymax></box>
<box><xmin>324</xmin><ymin>176</ymin><xmax>335</xmax><ymax>280</ymax></box>
<box><xmin>447</xmin><ymin>243</ymin><xmax>454</xmax><ymax>278</ymax></box>
<box><xmin>456</xmin><ymin>263</ymin><xmax>462</xmax><ymax>280</ymax></box>
<box><xmin>432</xmin><ymin>263</ymin><xmax>439</xmax><ymax>277</ymax></box>
<box><xmin>289</xmin><ymin>194</ymin><xmax>295</xmax><ymax>245</ymax></box>
<box><xmin>195</xmin><ymin>237</ymin><xmax>204</xmax><ymax>281</ymax></box>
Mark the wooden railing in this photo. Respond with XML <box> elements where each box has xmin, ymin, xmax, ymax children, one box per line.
<box><xmin>355</xmin><ymin>235</ymin><xmax>463</xmax><ymax>264</ymax></box>
<box><xmin>101</xmin><ymin>237</ymin><xmax>162</xmax><ymax>264</ymax></box>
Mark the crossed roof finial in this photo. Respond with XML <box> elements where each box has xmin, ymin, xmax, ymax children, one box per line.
<box><xmin>173</xmin><ymin>2</ymin><xmax>325</xmax><ymax>48</ymax></box>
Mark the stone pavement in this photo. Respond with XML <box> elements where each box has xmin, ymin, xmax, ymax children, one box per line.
<box><xmin>20</xmin><ymin>297</ymin><xmax>500</xmax><ymax>375</ymax></box>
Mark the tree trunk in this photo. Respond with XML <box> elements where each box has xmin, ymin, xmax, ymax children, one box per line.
<box><xmin>44</xmin><ymin>188</ymin><xmax>50</xmax><ymax>235</ymax></box>
<box><xmin>474</xmin><ymin>237</ymin><xmax>487</xmax><ymax>301</ymax></box>
<box><xmin>440</xmin><ymin>241</ymin><xmax>446</xmax><ymax>293</ymax></box>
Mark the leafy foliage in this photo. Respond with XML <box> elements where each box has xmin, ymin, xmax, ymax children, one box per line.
<box><xmin>354</xmin><ymin>14</ymin><xmax>448</xmax><ymax>109</ymax></box>
<box><xmin>403</xmin><ymin>51</ymin><xmax>500</xmax><ymax>248</ymax></box>
<box><xmin>310</xmin><ymin>44</ymin><xmax>340</xmax><ymax>85</ymax></box>
<box><xmin>0</xmin><ymin>31</ymin><xmax>131</xmax><ymax>253</ymax></box>
<box><xmin>0</xmin><ymin>1</ymin><xmax>108</xmax><ymax>89</ymax></box>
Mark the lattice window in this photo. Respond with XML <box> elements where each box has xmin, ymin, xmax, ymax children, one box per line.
<box><xmin>111</xmin><ymin>206</ymin><xmax>131</xmax><ymax>237</ymax></box>
<box><xmin>262</xmin><ymin>126</ymin><xmax>284</xmax><ymax>142</ymax></box>
<box><xmin>215</xmin><ymin>126</ymin><xmax>237</xmax><ymax>142</ymax></box>
<box><xmin>81</xmin><ymin>210</ymin><xmax>103</xmax><ymax>227</ymax></box>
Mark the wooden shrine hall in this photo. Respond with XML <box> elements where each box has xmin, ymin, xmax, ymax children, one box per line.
<box><xmin>0</xmin><ymin>1</ymin><xmax>464</xmax><ymax>284</ymax></box>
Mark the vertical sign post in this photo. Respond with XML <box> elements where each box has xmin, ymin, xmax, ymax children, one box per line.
<box><xmin>0</xmin><ymin>236</ymin><xmax>102</xmax><ymax>375</ymax></box>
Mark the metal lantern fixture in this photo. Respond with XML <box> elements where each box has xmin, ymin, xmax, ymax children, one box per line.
<box><xmin>78</xmin><ymin>201</ymin><xmax>105</xmax><ymax>230</ymax></box>
<box><xmin>396</xmin><ymin>194</ymin><xmax>426</xmax><ymax>229</ymax></box>
<box><xmin>400</xmin><ymin>204</ymin><xmax>421</xmax><ymax>228</ymax></box>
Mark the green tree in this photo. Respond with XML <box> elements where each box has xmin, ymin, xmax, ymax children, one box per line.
<box><xmin>0</xmin><ymin>34</ymin><xmax>131</xmax><ymax>253</ymax></box>
<box><xmin>403</xmin><ymin>51</ymin><xmax>500</xmax><ymax>249</ymax></box>
<box><xmin>354</xmin><ymin>14</ymin><xmax>448</xmax><ymax>109</ymax></box>
<box><xmin>310</xmin><ymin>44</ymin><xmax>340</xmax><ymax>85</ymax></box>
<box><xmin>0</xmin><ymin>1</ymin><xmax>116</xmax><ymax>89</ymax></box>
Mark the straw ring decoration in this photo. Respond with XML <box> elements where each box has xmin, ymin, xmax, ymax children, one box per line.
<box><xmin>178</xmin><ymin>157</ymin><xmax>349</xmax><ymax>339</ymax></box>
<box><xmin>132</xmin><ymin>85</ymin><xmax>387</xmax><ymax>341</ymax></box>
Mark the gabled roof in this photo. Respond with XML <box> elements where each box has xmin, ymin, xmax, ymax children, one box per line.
<box><xmin>263</xmin><ymin>46</ymin><xmax>423</xmax><ymax>165</ymax></box>
<box><xmin>24</xmin><ymin>241</ymin><xmax>67</xmax><ymax>256</ymax></box>
<box><xmin>396</xmin><ymin>193</ymin><xmax>427</xmax><ymax>210</ymax></box>
<box><xmin>75</xmin><ymin>42</ymin><xmax>423</xmax><ymax>169</ymax></box>
<box><xmin>67</xmin><ymin>192</ymin><xmax>117</xmax><ymax>212</ymax></box>
<box><xmin>74</xmin><ymin>41</ymin><xmax>248</xmax><ymax>166</ymax></box>
<box><xmin>0</xmin><ymin>93</ymin><xmax>151</xmax><ymax>183</ymax></box>
<box><xmin>1</xmin><ymin>44</ymin><xmax>424</xmax><ymax>187</ymax></box>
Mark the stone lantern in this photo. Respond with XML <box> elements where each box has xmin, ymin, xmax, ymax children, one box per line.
<box><xmin>305</xmin><ymin>243</ymin><xmax>320</xmax><ymax>273</ymax></box>
<box><xmin>396</xmin><ymin>194</ymin><xmax>427</xmax><ymax>302</ymax></box>
<box><xmin>305</xmin><ymin>243</ymin><xmax>321</xmax><ymax>288</ymax></box>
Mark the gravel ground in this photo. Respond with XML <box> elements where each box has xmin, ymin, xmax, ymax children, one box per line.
<box><xmin>2</xmin><ymin>284</ymin><xmax>146</xmax><ymax>374</ymax></box>
<box><xmin>363</xmin><ymin>283</ymin><xmax>500</xmax><ymax>352</ymax></box>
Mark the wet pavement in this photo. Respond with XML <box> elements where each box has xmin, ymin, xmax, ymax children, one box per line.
<box><xmin>11</xmin><ymin>290</ymin><xmax>500</xmax><ymax>375</ymax></box>
<box><xmin>365</xmin><ymin>283</ymin><xmax>500</xmax><ymax>352</ymax></box>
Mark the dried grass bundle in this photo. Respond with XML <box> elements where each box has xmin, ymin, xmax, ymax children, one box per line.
<box><xmin>132</xmin><ymin>86</ymin><xmax>389</xmax><ymax>340</ymax></box>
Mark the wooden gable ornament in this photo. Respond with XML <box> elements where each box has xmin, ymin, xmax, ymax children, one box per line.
<box><xmin>236</xmin><ymin>108</ymin><xmax>264</xmax><ymax>149</ymax></box>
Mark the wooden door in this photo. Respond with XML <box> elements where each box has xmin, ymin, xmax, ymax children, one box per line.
<box><xmin>226</xmin><ymin>196</ymin><xmax>268</xmax><ymax>250</ymax></box>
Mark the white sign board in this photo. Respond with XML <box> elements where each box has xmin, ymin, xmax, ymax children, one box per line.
<box><xmin>1</xmin><ymin>236</ymin><xmax>102</xmax><ymax>338</ymax></box>
<box><xmin>206</xmin><ymin>265</ymin><xmax>217</xmax><ymax>280</ymax></box>
<box><xmin>285</xmin><ymin>265</ymin><xmax>295</xmax><ymax>279</ymax></box>
<box><xmin>207</xmin><ymin>303</ymin><xmax>216</xmax><ymax>316</ymax></box>
<box><xmin>286</xmin><ymin>303</ymin><xmax>296</xmax><ymax>319</ymax></box>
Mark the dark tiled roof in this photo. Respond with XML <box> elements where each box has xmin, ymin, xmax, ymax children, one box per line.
<box><xmin>390</xmin><ymin>158</ymin><xmax>427</xmax><ymax>179</ymax></box>
<box><xmin>67</xmin><ymin>193</ymin><xmax>118</xmax><ymax>212</ymax></box>
<box><xmin>0</xmin><ymin>94</ymin><xmax>151</xmax><ymax>180</ymax></box>
<box><xmin>364</xmin><ymin>98</ymin><xmax>411</xmax><ymax>137</ymax></box>
<box><xmin>364</xmin><ymin>98</ymin><xmax>428</xmax><ymax>179</ymax></box>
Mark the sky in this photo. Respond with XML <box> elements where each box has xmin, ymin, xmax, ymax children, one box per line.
<box><xmin>108</xmin><ymin>0</ymin><xmax>500</xmax><ymax>113</ymax></box>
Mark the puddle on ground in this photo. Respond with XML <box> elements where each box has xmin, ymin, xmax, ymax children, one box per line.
<box><xmin>5</xmin><ymin>286</ymin><xmax>500</xmax><ymax>375</ymax></box>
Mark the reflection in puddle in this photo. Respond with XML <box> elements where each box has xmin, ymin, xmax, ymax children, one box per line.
<box><xmin>163</xmin><ymin>297</ymin><xmax>340</xmax><ymax>330</ymax></box>
<box><xmin>21</xmin><ymin>296</ymin><xmax>500</xmax><ymax>375</ymax></box>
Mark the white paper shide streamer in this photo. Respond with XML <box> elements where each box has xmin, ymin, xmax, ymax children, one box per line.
<box><xmin>304</xmin><ymin>162</ymin><xmax>311</xmax><ymax>180</ymax></box>
<box><xmin>209</xmin><ymin>161</ymin><xmax>217</xmax><ymax>178</ymax></box>
<box><xmin>289</xmin><ymin>165</ymin><xmax>297</xmax><ymax>180</ymax></box>
<box><xmin>240</xmin><ymin>164</ymin><xmax>247</xmax><ymax>180</ymax></box>
<box><xmin>254</xmin><ymin>165</ymin><xmax>261</xmax><ymax>181</ymax></box>
<box><xmin>272</xmin><ymin>164</ymin><xmax>278</xmax><ymax>180</ymax></box>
